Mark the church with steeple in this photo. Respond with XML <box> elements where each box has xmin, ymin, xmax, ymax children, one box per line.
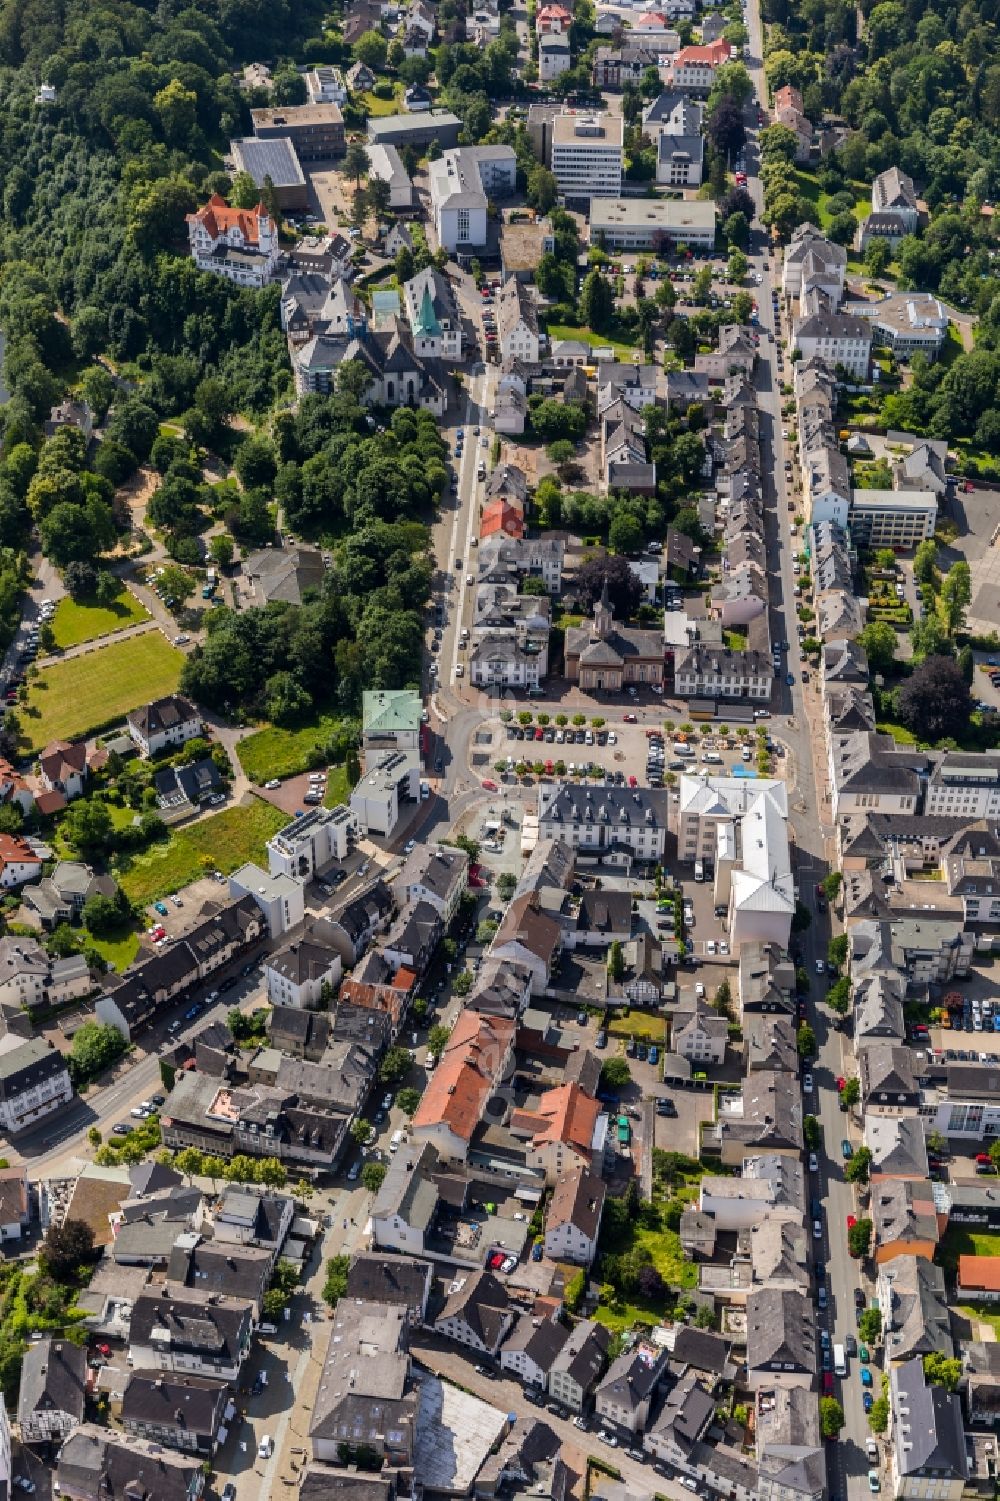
<box><xmin>564</xmin><ymin>577</ymin><xmax>665</xmax><ymax>692</ymax></box>
<box><xmin>402</xmin><ymin>267</ymin><xmax>464</xmax><ymax>362</ymax></box>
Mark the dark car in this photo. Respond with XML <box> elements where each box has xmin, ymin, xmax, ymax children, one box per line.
<box><xmin>113</xmin><ymin>1123</ymin><xmax>133</xmax><ymax>1136</ymax></box>
<box><xmin>656</xmin><ymin>1099</ymin><xmax>677</xmax><ymax>1116</ymax></box>
<box><xmin>846</xmin><ymin>1335</ymin><xmax>858</xmax><ymax>1357</ymax></box>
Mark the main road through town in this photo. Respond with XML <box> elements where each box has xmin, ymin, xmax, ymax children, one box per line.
<box><xmin>742</xmin><ymin>6</ymin><xmax>871</xmax><ymax>1496</ymax></box>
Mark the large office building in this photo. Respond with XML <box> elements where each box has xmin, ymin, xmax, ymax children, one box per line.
<box><xmin>847</xmin><ymin>489</ymin><xmax>937</xmax><ymax>549</ymax></box>
<box><xmin>589</xmin><ymin>196</ymin><xmax>716</xmax><ymax>250</ymax></box>
<box><xmin>250</xmin><ymin>104</ymin><xmax>345</xmax><ymax>160</ymax></box>
<box><xmin>550</xmin><ymin>112</ymin><xmax>623</xmax><ymax>204</ymax></box>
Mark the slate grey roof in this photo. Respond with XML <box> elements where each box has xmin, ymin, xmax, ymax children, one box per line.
<box><xmin>18</xmin><ymin>1338</ymin><xmax>86</xmax><ymax>1426</ymax></box>
<box><xmin>865</xmin><ymin>1115</ymin><xmax>928</xmax><ymax>1179</ymax></box>
<box><xmin>57</xmin><ymin>1425</ymin><xmax>205</xmax><ymax>1501</ymax></box>
<box><xmin>345</xmin><ymin>1252</ymin><xmax>432</xmax><ymax>1318</ymax></box>
<box><xmin>435</xmin><ymin>1269</ymin><xmax>510</xmax><ymax>1349</ymax></box>
<box><xmin>881</xmin><ymin>1256</ymin><xmax>953</xmax><ymax>1363</ymax></box>
<box><xmin>597</xmin><ymin>1342</ymin><xmax>665</xmax><ymax>1411</ymax></box>
<box><xmin>549</xmin><ymin>1319</ymin><xmax>610</xmax><ymax>1391</ymax></box>
<box><xmin>503</xmin><ymin>1314</ymin><xmax>570</xmax><ymax>1374</ymax></box>
<box><xmin>746</xmin><ymin>1287</ymin><xmax>816</xmax><ymax>1374</ymax></box>
<box><xmin>122</xmin><ymin>1369</ymin><xmax>229</xmax><ymax>1437</ymax></box>
<box><xmin>648</xmin><ymin>1372</ymin><xmax>714</xmax><ymax>1453</ymax></box>
<box><xmin>891</xmin><ymin>1356</ymin><xmax>967</xmax><ymax>1480</ymax></box>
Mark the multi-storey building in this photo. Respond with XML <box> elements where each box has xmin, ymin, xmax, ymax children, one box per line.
<box><xmin>550</xmin><ymin>112</ymin><xmax>623</xmax><ymax>203</ymax></box>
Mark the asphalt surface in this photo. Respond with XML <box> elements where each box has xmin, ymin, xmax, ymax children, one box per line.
<box><xmin>741</xmin><ymin>6</ymin><xmax>872</xmax><ymax>1495</ymax></box>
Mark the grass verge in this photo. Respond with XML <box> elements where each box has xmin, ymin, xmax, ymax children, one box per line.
<box><xmin>19</xmin><ymin>633</ymin><xmax>183</xmax><ymax>752</ymax></box>
<box><xmin>608</xmin><ymin>1009</ymin><xmax>666</xmax><ymax>1043</ymax></box>
<box><xmin>237</xmin><ymin>714</ymin><xmax>344</xmax><ymax>783</ymax></box>
<box><xmin>938</xmin><ymin>1224</ymin><xmax>1000</xmax><ymax>1276</ymax></box>
<box><xmin>117</xmin><ymin>796</ymin><xmax>287</xmax><ymax>907</ymax></box>
<box><xmin>50</xmin><ymin>591</ymin><xmax>151</xmax><ymax>650</ymax></box>
<box><xmin>546</xmin><ymin>324</ymin><xmax>642</xmax><ymax>360</ymax></box>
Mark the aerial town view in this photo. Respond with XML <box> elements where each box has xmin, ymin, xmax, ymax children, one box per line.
<box><xmin>0</xmin><ymin>0</ymin><xmax>998</xmax><ymax>1497</ymax></box>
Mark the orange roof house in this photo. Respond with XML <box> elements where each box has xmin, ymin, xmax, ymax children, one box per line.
<box><xmin>480</xmin><ymin>499</ymin><xmax>525</xmax><ymax>541</ymax></box>
<box><xmin>0</xmin><ymin>834</ymin><xmax>42</xmax><ymax>889</ymax></box>
<box><xmin>670</xmin><ymin>37</ymin><xmax>730</xmax><ymax>67</ymax></box>
<box><xmin>958</xmin><ymin>1255</ymin><xmax>1000</xmax><ymax>1301</ymax></box>
<box><xmin>774</xmin><ymin>85</ymin><xmax>804</xmax><ymax>114</ymax></box>
<box><xmin>508</xmin><ymin>1082</ymin><xmax>601</xmax><ymax>1183</ymax></box>
<box><xmin>185</xmin><ymin>193</ymin><xmax>271</xmax><ymax>245</ymax></box>
<box><xmin>411</xmin><ymin>1009</ymin><xmax>516</xmax><ymax>1161</ymax></box>
<box><xmin>536</xmin><ymin>3</ymin><xmax>572</xmax><ymax>31</ymax></box>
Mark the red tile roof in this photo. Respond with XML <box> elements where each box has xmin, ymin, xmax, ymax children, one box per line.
<box><xmin>0</xmin><ymin>835</ymin><xmax>41</xmax><ymax>869</ymax></box>
<box><xmin>959</xmin><ymin>1254</ymin><xmax>1000</xmax><ymax>1292</ymax></box>
<box><xmin>186</xmin><ymin>193</ymin><xmax>271</xmax><ymax>245</ymax></box>
<box><xmin>412</xmin><ymin>1009</ymin><xmax>515</xmax><ymax>1143</ymax></box>
<box><xmin>480</xmin><ymin>500</ymin><xmax>525</xmax><ymax>540</ymax></box>
<box><xmin>672</xmin><ymin>38</ymin><xmax>730</xmax><ymax>65</ymax></box>
<box><xmin>512</xmin><ymin>1083</ymin><xmax>600</xmax><ymax>1157</ymax></box>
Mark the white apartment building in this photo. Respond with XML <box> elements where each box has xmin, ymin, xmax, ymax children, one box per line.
<box><xmin>550</xmin><ymin>112</ymin><xmax>623</xmax><ymax>202</ymax></box>
<box><xmin>539</xmin><ymin>32</ymin><xmax>572</xmax><ymax>80</ymax></box>
<box><xmin>0</xmin><ymin>1036</ymin><xmax>72</xmax><ymax>1136</ymax></box>
<box><xmin>537</xmin><ymin>783</ymin><xmax>667</xmax><ymax>863</ymax></box>
<box><xmin>847</xmin><ymin>489</ymin><xmax>937</xmax><ymax>549</ymax></box>
<box><xmin>429</xmin><ymin>145</ymin><xmax>517</xmax><ymax>251</ymax></box>
<box><xmin>349</xmin><ymin>750</ymin><xmax>420</xmax><ymax>838</ymax></box>
<box><xmin>229</xmin><ymin>863</ymin><xmax>305</xmax><ymax>939</ymax></box>
<box><xmin>266</xmin><ymin>805</ymin><xmax>358</xmax><ymax>881</ymax></box>
<box><xmin>790</xmin><ymin>302</ymin><xmax>871</xmax><ymax>381</ymax></box>
<box><xmin>673</xmin><ymin>643</ymin><xmax>772</xmax><ymax>701</ymax></box>
<box><xmin>925</xmin><ymin>753</ymin><xmax>1000</xmax><ymax>818</ymax></box>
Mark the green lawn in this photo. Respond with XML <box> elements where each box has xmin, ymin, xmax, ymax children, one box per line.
<box><xmin>19</xmin><ymin>633</ymin><xmax>184</xmax><ymax>753</ymax></box>
<box><xmin>938</xmin><ymin>1224</ymin><xmax>1000</xmax><ymax>1276</ymax></box>
<box><xmin>117</xmin><ymin>797</ymin><xmax>288</xmax><ymax>907</ymax></box>
<box><xmin>956</xmin><ymin>1304</ymin><xmax>1000</xmax><ymax>1339</ymax></box>
<box><xmin>794</xmin><ymin>171</ymin><xmax>871</xmax><ymax>231</ymax></box>
<box><xmin>546</xmin><ymin>324</ymin><xmax>642</xmax><ymax>360</ymax></box>
<box><xmin>360</xmin><ymin>87</ymin><xmax>403</xmax><ymax>116</ymax></box>
<box><xmin>236</xmin><ymin>715</ymin><xmax>345</xmax><ymax>783</ymax></box>
<box><xmin>87</xmin><ymin>925</ymin><xmax>142</xmax><ymax>973</ymax></box>
<box><xmin>50</xmin><ymin>591</ymin><xmax>151</xmax><ymax>650</ymax></box>
<box><xmin>323</xmin><ymin>764</ymin><xmax>353</xmax><ymax>807</ymax></box>
<box><xmin>608</xmin><ymin>1010</ymin><xmax>666</xmax><ymax>1043</ymax></box>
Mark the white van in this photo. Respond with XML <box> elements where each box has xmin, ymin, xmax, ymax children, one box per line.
<box><xmin>694</xmin><ymin>859</ymin><xmax>704</xmax><ymax>882</ymax></box>
<box><xmin>390</xmin><ymin>1129</ymin><xmax>405</xmax><ymax>1153</ymax></box>
<box><xmin>702</xmin><ymin>751</ymin><xmax>723</xmax><ymax>764</ymax></box>
<box><xmin>672</xmin><ymin>743</ymin><xmax>695</xmax><ymax>758</ymax></box>
<box><xmin>258</xmin><ymin>1435</ymin><xmax>273</xmax><ymax>1458</ymax></box>
<box><xmin>833</xmin><ymin>1343</ymin><xmax>847</xmax><ymax>1377</ymax></box>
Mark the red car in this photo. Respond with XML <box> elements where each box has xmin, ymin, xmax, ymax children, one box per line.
<box><xmin>534</xmin><ymin>727</ymin><xmax>544</xmax><ymax>741</ymax></box>
<box><xmin>623</xmin><ymin>713</ymin><xmax>638</xmax><ymax>723</ymax></box>
<box><xmin>835</xmin><ymin>1076</ymin><xmax>846</xmax><ymax>1092</ymax></box>
<box><xmin>977</xmin><ymin>1153</ymin><xmax>992</xmax><ymax>1165</ymax></box>
<box><xmin>846</xmin><ymin>1214</ymin><xmax>856</xmax><ymax>1232</ymax></box>
<box><xmin>488</xmin><ymin>1251</ymin><xmax>504</xmax><ymax>1270</ymax></box>
<box><xmin>628</xmin><ymin>775</ymin><xmax>638</xmax><ymax>788</ymax></box>
<box><xmin>481</xmin><ymin>779</ymin><xmax>498</xmax><ymax>792</ymax></box>
<box><xmin>822</xmin><ymin>1372</ymin><xmax>834</xmax><ymax>1395</ymax></box>
<box><xmin>96</xmin><ymin>1343</ymin><xmax>112</xmax><ymax>1358</ymax></box>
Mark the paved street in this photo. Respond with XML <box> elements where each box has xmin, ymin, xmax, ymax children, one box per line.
<box><xmin>741</xmin><ymin>5</ymin><xmax>870</xmax><ymax>1494</ymax></box>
